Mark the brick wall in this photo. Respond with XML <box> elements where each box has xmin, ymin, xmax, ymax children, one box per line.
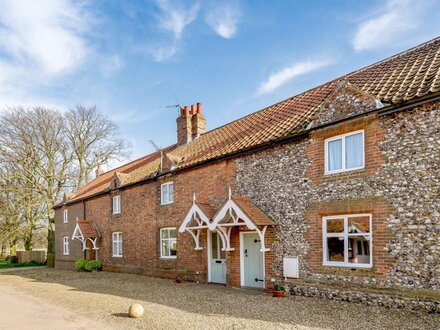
<box><xmin>56</xmin><ymin>159</ymin><xmax>236</xmax><ymax>282</ymax></box>
<box><xmin>55</xmin><ymin>201</ymin><xmax>85</xmax><ymax>269</ymax></box>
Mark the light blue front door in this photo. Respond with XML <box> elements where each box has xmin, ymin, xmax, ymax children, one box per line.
<box><xmin>242</xmin><ymin>233</ymin><xmax>264</xmax><ymax>288</ymax></box>
<box><xmin>210</xmin><ymin>232</ymin><xmax>226</xmax><ymax>284</ymax></box>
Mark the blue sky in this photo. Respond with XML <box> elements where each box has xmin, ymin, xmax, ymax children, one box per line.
<box><xmin>0</xmin><ymin>0</ymin><xmax>439</xmax><ymax>166</ymax></box>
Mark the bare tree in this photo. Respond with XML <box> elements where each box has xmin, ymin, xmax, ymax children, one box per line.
<box><xmin>65</xmin><ymin>106</ymin><xmax>130</xmax><ymax>189</ymax></box>
<box><xmin>0</xmin><ymin>105</ymin><xmax>129</xmax><ymax>266</ymax></box>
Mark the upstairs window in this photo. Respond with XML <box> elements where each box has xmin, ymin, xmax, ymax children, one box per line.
<box><xmin>63</xmin><ymin>236</ymin><xmax>69</xmax><ymax>255</ymax></box>
<box><xmin>63</xmin><ymin>209</ymin><xmax>68</xmax><ymax>223</ymax></box>
<box><xmin>161</xmin><ymin>182</ymin><xmax>174</xmax><ymax>205</ymax></box>
<box><xmin>323</xmin><ymin>214</ymin><xmax>372</xmax><ymax>268</ymax></box>
<box><xmin>112</xmin><ymin>232</ymin><xmax>123</xmax><ymax>257</ymax></box>
<box><xmin>160</xmin><ymin>228</ymin><xmax>177</xmax><ymax>258</ymax></box>
<box><xmin>112</xmin><ymin>195</ymin><xmax>121</xmax><ymax>214</ymax></box>
<box><xmin>325</xmin><ymin>130</ymin><xmax>364</xmax><ymax>174</ymax></box>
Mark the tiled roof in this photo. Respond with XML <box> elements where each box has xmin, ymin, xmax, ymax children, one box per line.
<box><xmin>64</xmin><ymin>37</ymin><xmax>440</xmax><ymax>205</ymax></box>
<box><xmin>232</xmin><ymin>196</ymin><xmax>275</xmax><ymax>227</ymax></box>
<box><xmin>196</xmin><ymin>201</ymin><xmax>217</xmax><ymax>220</ymax></box>
<box><xmin>77</xmin><ymin>221</ymin><xmax>100</xmax><ymax>238</ymax></box>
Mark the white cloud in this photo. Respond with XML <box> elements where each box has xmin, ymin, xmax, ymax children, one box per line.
<box><xmin>205</xmin><ymin>3</ymin><xmax>241</xmax><ymax>39</ymax></box>
<box><xmin>0</xmin><ymin>0</ymin><xmax>90</xmax><ymax>76</ymax></box>
<box><xmin>0</xmin><ymin>0</ymin><xmax>92</xmax><ymax>108</ymax></box>
<box><xmin>257</xmin><ymin>59</ymin><xmax>332</xmax><ymax>95</ymax></box>
<box><xmin>150</xmin><ymin>0</ymin><xmax>199</xmax><ymax>61</ymax></box>
<box><xmin>352</xmin><ymin>0</ymin><xmax>427</xmax><ymax>52</ymax></box>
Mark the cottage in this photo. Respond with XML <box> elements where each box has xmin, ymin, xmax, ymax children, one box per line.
<box><xmin>54</xmin><ymin>38</ymin><xmax>440</xmax><ymax>297</ymax></box>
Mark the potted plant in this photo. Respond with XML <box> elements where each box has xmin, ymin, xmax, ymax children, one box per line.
<box><xmin>272</xmin><ymin>280</ymin><xmax>286</xmax><ymax>297</ymax></box>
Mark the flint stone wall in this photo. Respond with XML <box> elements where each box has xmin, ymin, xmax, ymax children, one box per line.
<box><xmin>235</xmin><ymin>102</ymin><xmax>439</xmax><ymax>291</ymax></box>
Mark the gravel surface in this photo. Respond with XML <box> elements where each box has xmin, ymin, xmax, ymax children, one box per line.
<box><xmin>0</xmin><ymin>268</ymin><xmax>438</xmax><ymax>330</ymax></box>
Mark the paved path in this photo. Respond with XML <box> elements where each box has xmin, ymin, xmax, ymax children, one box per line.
<box><xmin>0</xmin><ymin>284</ymin><xmax>109</xmax><ymax>330</ymax></box>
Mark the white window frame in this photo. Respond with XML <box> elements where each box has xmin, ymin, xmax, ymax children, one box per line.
<box><xmin>160</xmin><ymin>227</ymin><xmax>177</xmax><ymax>259</ymax></box>
<box><xmin>112</xmin><ymin>195</ymin><xmax>121</xmax><ymax>215</ymax></box>
<box><xmin>161</xmin><ymin>182</ymin><xmax>174</xmax><ymax>205</ymax></box>
<box><xmin>63</xmin><ymin>209</ymin><xmax>68</xmax><ymax>223</ymax></box>
<box><xmin>322</xmin><ymin>214</ymin><xmax>373</xmax><ymax>268</ymax></box>
<box><xmin>63</xmin><ymin>236</ymin><xmax>69</xmax><ymax>255</ymax></box>
<box><xmin>324</xmin><ymin>130</ymin><xmax>365</xmax><ymax>175</ymax></box>
<box><xmin>112</xmin><ymin>232</ymin><xmax>123</xmax><ymax>257</ymax></box>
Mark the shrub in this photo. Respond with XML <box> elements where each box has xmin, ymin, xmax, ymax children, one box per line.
<box><xmin>75</xmin><ymin>259</ymin><xmax>88</xmax><ymax>271</ymax></box>
<box><xmin>85</xmin><ymin>259</ymin><xmax>102</xmax><ymax>272</ymax></box>
<box><xmin>7</xmin><ymin>256</ymin><xmax>18</xmax><ymax>264</ymax></box>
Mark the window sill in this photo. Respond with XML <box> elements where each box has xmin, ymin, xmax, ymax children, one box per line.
<box><xmin>160</xmin><ymin>256</ymin><xmax>177</xmax><ymax>260</ymax></box>
<box><xmin>160</xmin><ymin>202</ymin><xmax>174</xmax><ymax>206</ymax></box>
<box><xmin>324</xmin><ymin>166</ymin><xmax>365</xmax><ymax>176</ymax></box>
<box><xmin>322</xmin><ymin>262</ymin><xmax>372</xmax><ymax>269</ymax></box>
<box><xmin>112</xmin><ymin>255</ymin><xmax>123</xmax><ymax>258</ymax></box>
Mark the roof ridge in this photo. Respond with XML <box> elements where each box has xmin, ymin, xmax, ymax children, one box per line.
<box><xmin>197</xmin><ymin>37</ymin><xmax>440</xmax><ymax>137</ymax></box>
<box><xmin>346</xmin><ymin>36</ymin><xmax>440</xmax><ymax>79</ymax></box>
<box><xmin>100</xmin><ymin>37</ymin><xmax>440</xmax><ymax>177</ymax></box>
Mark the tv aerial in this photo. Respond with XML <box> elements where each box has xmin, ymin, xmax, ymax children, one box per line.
<box><xmin>166</xmin><ymin>95</ymin><xmax>183</xmax><ymax>114</ymax></box>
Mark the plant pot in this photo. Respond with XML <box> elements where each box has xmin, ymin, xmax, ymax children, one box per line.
<box><xmin>272</xmin><ymin>290</ymin><xmax>285</xmax><ymax>298</ymax></box>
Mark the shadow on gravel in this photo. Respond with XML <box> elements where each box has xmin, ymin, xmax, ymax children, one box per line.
<box><xmin>111</xmin><ymin>313</ymin><xmax>130</xmax><ymax>318</ymax></box>
<box><xmin>2</xmin><ymin>268</ymin><xmax>439</xmax><ymax>330</ymax></box>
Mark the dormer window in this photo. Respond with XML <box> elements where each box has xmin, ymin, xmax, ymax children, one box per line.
<box><xmin>112</xmin><ymin>195</ymin><xmax>121</xmax><ymax>214</ymax></box>
<box><xmin>325</xmin><ymin>130</ymin><xmax>364</xmax><ymax>174</ymax></box>
<box><xmin>161</xmin><ymin>182</ymin><xmax>174</xmax><ymax>205</ymax></box>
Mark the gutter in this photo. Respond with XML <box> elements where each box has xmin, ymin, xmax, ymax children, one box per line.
<box><xmin>55</xmin><ymin>93</ymin><xmax>440</xmax><ymax>209</ymax></box>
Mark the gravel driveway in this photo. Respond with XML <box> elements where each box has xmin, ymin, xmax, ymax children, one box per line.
<box><xmin>0</xmin><ymin>268</ymin><xmax>438</xmax><ymax>330</ymax></box>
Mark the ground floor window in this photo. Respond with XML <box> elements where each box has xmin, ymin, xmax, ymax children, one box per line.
<box><xmin>160</xmin><ymin>227</ymin><xmax>177</xmax><ymax>258</ymax></box>
<box><xmin>112</xmin><ymin>232</ymin><xmax>123</xmax><ymax>257</ymax></box>
<box><xmin>323</xmin><ymin>214</ymin><xmax>372</xmax><ymax>268</ymax></box>
<box><xmin>63</xmin><ymin>236</ymin><xmax>69</xmax><ymax>255</ymax></box>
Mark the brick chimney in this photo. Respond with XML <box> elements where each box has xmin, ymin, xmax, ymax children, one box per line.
<box><xmin>95</xmin><ymin>164</ymin><xmax>104</xmax><ymax>178</ymax></box>
<box><xmin>176</xmin><ymin>103</ymin><xmax>206</xmax><ymax>145</ymax></box>
<box><xmin>191</xmin><ymin>103</ymin><xmax>206</xmax><ymax>139</ymax></box>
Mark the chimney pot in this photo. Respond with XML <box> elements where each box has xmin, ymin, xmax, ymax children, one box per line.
<box><xmin>191</xmin><ymin>104</ymin><xmax>196</xmax><ymax>115</ymax></box>
<box><xmin>95</xmin><ymin>164</ymin><xmax>104</xmax><ymax>178</ymax></box>
<box><xmin>183</xmin><ymin>106</ymin><xmax>189</xmax><ymax>116</ymax></box>
<box><xmin>197</xmin><ymin>102</ymin><xmax>202</xmax><ymax>114</ymax></box>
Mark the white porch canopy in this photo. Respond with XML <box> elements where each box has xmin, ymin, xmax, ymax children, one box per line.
<box><xmin>178</xmin><ymin>194</ymin><xmax>214</xmax><ymax>250</ymax></box>
<box><xmin>179</xmin><ymin>190</ymin><xmax>274</xmax><ymax>252</ymax></box>
<box><xmin>72</xmin><ymin>220</ymin><xmax>101</xmax><ymax>252</ymax></box>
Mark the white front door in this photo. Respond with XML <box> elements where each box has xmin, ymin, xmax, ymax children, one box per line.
<box><xmin>241</xmin><ymin>232</ymin><xmax>264</xmax><ymax>288</ymax></box>
<box><xmin>209</xmin><ymin>231</ymin><xmax>226</xmax><ymax>284</ymax></box>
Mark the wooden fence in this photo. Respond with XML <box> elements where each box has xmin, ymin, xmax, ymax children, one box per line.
<box><xmin>16</xmin><ymin>250</ymin><xmax>46</xmax><ymax>263</ymax></box>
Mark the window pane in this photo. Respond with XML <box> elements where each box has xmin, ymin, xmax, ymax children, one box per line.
<box><xmin>211</xmin><ymin>232</ymin><xmax>218</xmax><ymax>259</ymax></box>
<box><xmin>349</xmin><ymin>236</ymin><xmax>370</xmax><ymax>264</ymax></box>
<box><xmin>162</xmin><ymin>240</ymin><xmax>170</xmax><ymax>257</ymax></box>
<box><xmin>169</xmin><ymin>229</ymin><xmax>176</xmax><ymax>238</ymax></box>
<box><xmin>161</xmin><ymin>229</ymin><xmax>169</xmax><ymax>239</ymax></box>
<box><xmin>327</xmin><ymin>237</ymin><xmax>345</xmax><ymax>262</ymax></box>
<box><xmin>113</xmin><ymin>242</ymin><xmax>117</xmax><ymax>255</ymax></box>
<box><xmin>162</xmin><ymin>185</ymin><xmax>168</xmax><ymax>203</ymax></box>
<box><xmin>326</xmin><ymin>218</ymin><xmax>344</xmax><ymax>233</ymax></box>
<box><xmin>348</xmin><ymin>216</ymin><xmax>370</xmax><ymax>233</ymax></box>
<box><xmin>328</xmin><ymin>139</ymin><xmax>342</xmax><ymax>171</ymax></box>
<box><xmin>169</xmin><ymin>183</ymin><xmax>174</xmax><ymax>202</ymax></box>
<box><xmin>346</xmin><ymin>133</ymin><xmax>363</xmax><ymax>169</ymax></box>
<box><xmin>170</xmin><ymin>240</ymin><xmax>177</xmax><ymax>256</ymax></box>
<box><xmin>119</xmin><ymin>241</ymin><xmax>123</xmax><ymax>255</ymax></box>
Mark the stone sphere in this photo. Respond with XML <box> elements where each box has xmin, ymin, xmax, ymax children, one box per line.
<box><xmin>128</xmin><ymin>303</ymin><xmax>144</xmax><ymax>318</ymax></box>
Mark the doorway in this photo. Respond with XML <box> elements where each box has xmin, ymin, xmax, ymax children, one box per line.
<box><xmin>208</xmin><ymin>231</ymin><xmax>226</xmax><ymax>284</ymax></box>
<box><xmin>240</xmin><ymin>232</ymin><xmax>264</xmax><ymax>288</ymax></box>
